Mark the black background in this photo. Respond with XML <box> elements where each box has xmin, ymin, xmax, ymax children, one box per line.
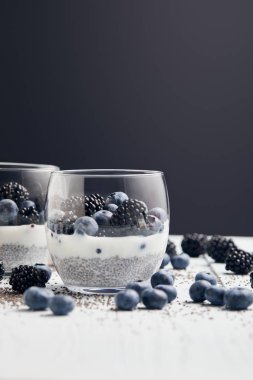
<box><xmin>1</xmin><ymin>1</ymin><xmax>253</xmax><ymax>236</ymax></box>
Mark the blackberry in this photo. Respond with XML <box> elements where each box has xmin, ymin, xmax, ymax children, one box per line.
<box><xmin>225</xmin><ymin>248</ymin><xmax>253</xmax><ymax>275</ymax></box>
<box><xmin>0</xmin><ymin>182</ymin><xmax>29</xmax><ymax>206</ymax></box>
<box><xmin>0</xmin><ymin>261</ymin><xmax>5</xmax><ymax>280</ymax></box>
<box><xmin>166</xmin><ymin>239</ymin><xmax>177</xmax><ymax>257</ymax></box>
<box><xmin>61</xmin><ymin>195</ymin><xmax>85</xmax><ymax>217</ymax></box>
<box><xmin>181</xmin><ymin>233</ymin><xmax>207</xmax><ymax>257</ymax></box>
<box><xmin>206</xmin><ymin>236</ymin><xmax>236</xmax><ymax>263</ymax></box>
<box><xmin>9</xmin><ymin>265</ymin><xmax>48</xmax><ymax>293</ymax></box>
<box><xmin>50</xmin><ymin>211</ymin><xmax>77</xmax><ymax>235</ymax></box>
<box><xmin>18</xmin><ymin>206</ymin><xmax>40</xmax><ymax>225</ymax></box>
<box><xmin>61</xmin><ymin>194</ymin><xmax>104</xmax><ymax>217</ymax></box>
<box><xmin>111</xmin><ymin>199</ymin><xmax>147</xmax><ymax>228</ymax></box>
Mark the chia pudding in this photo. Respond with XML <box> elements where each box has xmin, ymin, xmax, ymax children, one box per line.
<box><xmin>46</xmin><ymin>190</ymin><xmax>169</xmax><ymax>291</ymax></box>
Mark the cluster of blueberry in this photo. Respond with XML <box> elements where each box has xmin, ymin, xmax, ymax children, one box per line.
<box><xmin>189</xmin><ymin>272</ymin><xmax>253</xmax><ymax>310</ymax></box>
<box><xmin>48</xmin><ymin>191</ymin><xmax>168</xmax><ymax>237</ymax></box>
<box><xmin>0</xmin><ymin>182</ymin><xmax>43</xmax><ymax>226</ymax></box>
<box><xmin>24</xmin><ymin>287</ymin><xmax>75</xmax><ymax>316</ymax></box>
<box><xmin>115</xmin><ymin>269</ymin><xmax>177</xmax><ymax>311</ymax></box>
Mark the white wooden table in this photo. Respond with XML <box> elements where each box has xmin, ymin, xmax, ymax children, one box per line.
<box><xmin>0</xmin><ymin>236</ymin><xmax>253</xmax><ymax>380</ymax></box>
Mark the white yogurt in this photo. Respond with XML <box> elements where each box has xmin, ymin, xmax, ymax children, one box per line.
<box><xmin>0</xmin><ymin>224</ymin><xmax>47</xmax><ymax>246</ymax></box>
<box><xmin>46</xmin><ymin>221</ymin><xmax>169</xmax><ymax>260</ymax></box>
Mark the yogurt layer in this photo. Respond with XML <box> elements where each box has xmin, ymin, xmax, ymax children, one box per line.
<box><xmin>46</xmin><ymin>221</ymin><xmax>169</xmax><ymax>260</ymax></box>
<box><xmin>0</xmin><ymin>224</ymin><xmax>47</xmax><ymax>247</ymax></box>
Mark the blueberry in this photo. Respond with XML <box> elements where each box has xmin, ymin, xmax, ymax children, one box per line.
<box><xmin>155</xmin><ymin>285</ymin><xmax>177</xmax><ymax>303</ymax></box>
<box><xmin>0</xmin><ymin>199</ymin><xmax>18</xmax><ymax>225</ymax></box>
<box><xmin>105</xmin><ymin>192</ymin><xmax>128</xmax><ymax>206</ymax></box>
<box><xmin>151</xmin><ymin>270</ymin><xmax>174</xmax><ymax>287</ymax></box>
<box><xmin>104</xmin><ymin>203</ymin><xmax>118</xmax><ymax>213</ymax></box>
<box><xmin>115</xmin><ymin>289</ymin><xmax>140</xmax><ymax>310</ymax></box>
<box><xmin>126</xmin><ymin>282</ymin><xmax>150</xmax><ymax>297</ymax></box>
<box><xmin>23</xmin><ymin>287</ymin><xmax>54</xmax><ymax>310</ymax></box>
<box><xmin>195</xmin><ymin>272</ymin><xmax>217</xmax><ymax>285</ymax></box>
<box><xmin>160</xmin><ymin>253</ymin><xmax>170</xmax><ymax>269</ymax></box>
<box><xmin>224</xmin><ymin>287</ymin><xmax>253</xmax><ymax>310</ymax></box>
<box><xmin>49</xmin><ymin>295</ymin><xmax>75</xmax><ymax>315</ymax></box>
<box><xmin>205</xmin><ymin>286</ymin><xmax>226</xmax><ymax>306</ymax></box>
<box><xmin>142</xmin><ymin>288</ymin><xmax>168</xmax><ymax>309</ymax></box>
<box><xmin>147</xmin><ymin>215</ymin><xmax>164</xmax><ymax>233</ymax></box>
<box><xmin>20</xmin><ymin>200</ymin><xmax>36</xmax><ymax>209</ymax></box>
<box><xmin>34</xmin><ymin>264</ymin><xmax>52</xmax><ymax>282</ymax></box>
<box><xmin>92</xmin><ymin>210</ymin><xmax>113</xmax><ymax>226</ymax></box>
<box><xmin>74</xmin><ymin>216</ymin><xmax>99</xmax><ymax>236</ymax></box>
<box><xmin>148</xmin><ymin>207</ymin><xmax>167</xmax><ymax>223</ymax></box>
<box><xmin>171</xmin><ymin>253</ymin><xmax>190</xmax><ymax>270</ymax></box>
<box><xmin>189</xmin><ymin>280</ymin><xmax>211</xmax><ymax>302</ymax></box>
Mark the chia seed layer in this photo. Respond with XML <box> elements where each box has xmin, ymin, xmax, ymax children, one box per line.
<box><xmin>0</xmin><ymin>244</ymin><xmax>50</xmax><ymax>272</ymax></box>
<box><xmin>53</xmin><ymin>253</ymin><xmax>163</xmax><ymax>288</ymax></box>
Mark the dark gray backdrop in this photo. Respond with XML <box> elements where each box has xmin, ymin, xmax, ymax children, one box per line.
<box><xmin>1</xmin><ymin>1</ymin><xmax>253</xmax><ymax>236</ymax></box>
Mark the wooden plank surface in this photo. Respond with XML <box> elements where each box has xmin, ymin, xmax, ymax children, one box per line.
<box><xmin>0</xmin><ymin>236</ymin><xmax>253</xmax><ymax>380</ymax></box>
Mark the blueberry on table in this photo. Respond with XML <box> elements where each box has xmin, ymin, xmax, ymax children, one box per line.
<box><xmin>126</xmin><ymin>282</ymin><xmax>150</xmax><ymax>297</ymax></box>
<box><xmin>0</xmin><ymin>199</ymin><xmax>18</xmax><ymax>225</ymax></box>
<box><xmin>189</xmin><ymin>280</ymin><xmax>211</xmax><ymax>303</ymax></box>
<box><xmin>34</xmin><ymin>264</ymin><xmax>52</xmax><ymax>282</ymax></box>
<box><xmin>148</xmin><ymin>207</ymin><xmax>167</xmax><ymax>223</ymax></box>
<box><xmin>105</xmin><ymin>192</ymin><xmax>129</xmax><ymax>206</ymax></box>
<box><xmin>171</xmin><ymin>253</ymin><xmax>190</xmax><ymax>270</ymax></box>
<box><xmin>24</xmin><ymin>287</ymin><xmax>54</xmax><ymax>310</ymax></box>
<box><xmin>74</xmin><ymin>216</ymin><xmax>99</xmax><ymax>236</ymax></box>
<box><xmin>205</xmin><ymin>286</ymin><xmax>226</xmax><ymax>306</ymax></box>
<box><xmin>151</xmin><ymin>270</ymin><xmax>174</xmax><ymax>287</ymax></box>
<box><xmin>49</xmin><ymin>295</ymin><xmax>75</xmax><ymax>315</ymax></box>
<box><xmin>166</xmin><ymin>239</ymin><xmax>177</xmax><ymax>257</ymax></box>
<box><xmin>224</xmin><ymin>287</ymin><xmax>253</xmax><ymax>310</ymax></box>
<box><xmin>104</xmin><ymin>203</ymin><xmax>118</xmax><ymax>213</ymax></box>
<box><xmin>115</xmin><ymin>289</ymin><xmax>140</xmax><ymax>311</ymax></box>
<box><xmin>155</xmin><ymin>285</ymin><xmax>177</xmax><ymax>303</ymax></box>
<box><xmin>195</xmin><ymin>272</ymin><xmax>217</xmax><ymax>285</ymax></box>
<box><xmin>160</xmin><ymin>253</ymin><xmax>170</xmax><ymax>269</ymax></box>
<box><xmin>142</xmin><ymin>288</ymin><xmax>168</xmax><ymax>309</ymax></box>
<box><xmin>92</xmin><ymin>210</ymin><xmax>113</xmax><ymax>226</ymax></box>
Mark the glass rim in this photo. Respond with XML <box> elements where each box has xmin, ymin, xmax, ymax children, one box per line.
<box><xmin>51</xmin><ymin>169</ymin><xmax>164</xmax><ymax>178</ymax></box>
<box><xmin>0</xmin><ymin>162</ymin><xmax>59</xmax><ymax>172</ymax></box>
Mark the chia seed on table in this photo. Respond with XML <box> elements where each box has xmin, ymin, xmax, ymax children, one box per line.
<box><xmin>0</xmin><ymin>244</ymin><xmax>50</xmax><ymax>272</ymax></box>
<box><xmin>53</xmin><ymin>253</ymin><xmax>164</xmax><ymax>288</ymax></box>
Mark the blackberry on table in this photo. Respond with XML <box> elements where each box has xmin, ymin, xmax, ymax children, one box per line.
<box><xmin>18</xmin><ymin>206</ymin><xmax>40</xmax><ymax>225</ymax></box>
<box><xmin>50</xmin><ymin>211</ymin><xmax>77</xmax><ymax>235</ymax></box>
<box><xmin>0</xmin><ymin>182</ymin><xmax>29</xmax><ymax>206</ymax></box>
<box><xmin>166</xmin><ymin>239</ymin><xmax>177</xmax><ymax>257</ymax></box>
<box><xmin>225</xmin><ymin>248</ymin><xmax>253</xmax><ymax>275</ymax></box>
<box><xmin>0</xmin><ymin>261</ymin><xmax>5</xmax><ymax>280</ymax></box>
<box><xmin>111</xmin><ymin>199</ymin><xmax>147</xmax><ymax>228</ymax></box>
<box><xmin>181</xmin><ymin>233</ymin><xmax>207</xmax><ymax>257</ymax></box>
<box><xmin>206</xmin><ymin>235</ymin><xmax>236</xmax><ymax>263</ymax></box>
<box><xmin>9</xmin><ymin>265</ymin><xmax>48</xmax><ymax>293</ymax></box>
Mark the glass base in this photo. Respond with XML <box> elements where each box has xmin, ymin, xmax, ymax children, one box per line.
<box><xmin>67</xmin><ymin>285</ymin><xmax>124</xmax><ymax>295</ymax></box>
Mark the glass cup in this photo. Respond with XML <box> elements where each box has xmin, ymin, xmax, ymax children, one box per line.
<box><xmin>0</xmin><ymin>162</ymin><xmax>59</xmax><ymax>272</ymax></box>
<box><xmin>45</xmin><ymin>169</ymin><xmax>170</xmax><ymax>294</ymax></box>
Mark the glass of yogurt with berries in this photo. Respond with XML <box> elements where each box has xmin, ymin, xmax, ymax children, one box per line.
<box><xmin>0</xmin><ymin>163</ymin><xmax>59</xmax><ymax>272</ymax></box>
<box><xmin>45</xmin><ymin>169</ymin><xmax>169</xmax><ymax>294</ymax></box>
